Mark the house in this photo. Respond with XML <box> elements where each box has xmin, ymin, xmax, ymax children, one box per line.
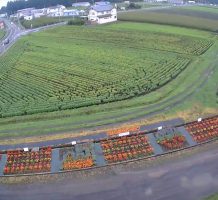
<box><xmin>0</xmin><ymin>13</ymin><xmax>7</xmax><ymax>18</ymax></box>
<box><xmin>88</xmin><ymin>2</ymin><xmax>117</xmax><ymax>24</ymax></box>
<box><xmin>0</xmin><ymin>21</ymin><xmax>4</xmax><ymax>29</ymax></box>
<box><xmin>17</xmin><ymin>8</ymin><xmax>35</xmax><ymax>18</ymax></box>
<box><xmin>188</xmin><ymin>0</ymin><xmax>195</xmax><ymax>3</ymax></box>
<box><xmin>72</xmin><ymin>2</ymin><xmax>91</xmax><ymax>7</ymax></box>
<box><xmin>32</xmin><ymin>9</ymin><xmax>46</xmax><ymax>18</ymax></box>
<box><xmin>168</xmin><ymin>0</ymin><xmax>184</xmax><ymax>4</ymax></box>
<box><xmin>46</xmin><ymin>5</ymin><xmax>66</xmax><ymax>17</ymax></box>
<box><xmin>24</xmin><ymin>15</ymin><xmax>33</xmax><ymax>20</ymax></box>
<box><xmin>63</xmin><ymin>9</ymin><xmax>80</xmax><ymax>17</ymax></box>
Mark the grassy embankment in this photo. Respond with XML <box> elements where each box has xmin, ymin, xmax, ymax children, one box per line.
<box><xmin>0</xmin><ymin>29</ymin><xmax>5</xmax><ymax>40</ymax></box>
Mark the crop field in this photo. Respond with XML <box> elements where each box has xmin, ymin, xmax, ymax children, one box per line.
<box><xmin>21</xmin><ymin>17</ymin><xmax>65</xmax><ymax>29</ymax></box>
<box><xmin>181</xmin><ymin>5</ymin><xmax>218</xmax><ymax>14</ymax></box>
<box><xmin>118</xmin><ymin>6</ymin><xmax>218</xmax><ymax>31</ymax></box>
<box><xmin>0</xmin><ymin>29</ymin><xmax>5</xmax><ymax>40</ymax></box>
<box><xmin>0</xmin><ymin>23</ymin><xmax>214</xmax><ymax>118</ymax></box>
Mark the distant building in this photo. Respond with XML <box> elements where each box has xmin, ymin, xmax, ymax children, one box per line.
<box><xmin>32</xmin><ymin>9</ymin><xmax>46</xmax><ymax>18</ymax></box>
<box><xmin>72</xmin><ymin>2</ymin><xmax>91</xmax><ymax>7</ymax></box>
<box><xmin>46</xmin><ymin>5</ymin><xmax>66</xmax><ymax>17</ymax></box>
<box><xmin>63</xmin><ymin>9</ymin><xmax>80</xmax><ymax>16</ymax></box>
<box><xmin>17</xmin><ymin>7</ymin><xmax>35</xmax><ymax>18</ymax></box>
<box><xmin>0</xmin><ymin>13</ymin><xmax>7</xmax><ymax>18</ymax></box>
<box><xmin>23</xmin><ymin>15</ymin><xmax>33</xmax><ymax>20</ymax></box>
<box><xmin>168</xmin><ymin>0</ymin><xmax>184</xmax><ymax>4</ymax></box>
<box><xmin>0</xmin><ymin>21</ymin><xmax>4</xmax><ymax>29</ymax></box>
<box><xmin>88</xmin><ymin>2</ymin><xmax>117</xmax><ymax>24</ymax></box>
<box><xmin>188</xmin><ymin>0</ymin><xmax>195</xmax><ymax>3</ymax></box>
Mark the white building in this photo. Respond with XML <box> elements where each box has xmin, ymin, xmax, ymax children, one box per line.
<box><xmin>23</xmin><ymin>15</ymin><xmax>33</xmax><ymax>20</ymax></box>
<box><xmin>17</xmin><ymin>8</ymin><xmax>35</xmax><ymax>18</ymax></box>
<box><xmin>72</xmin><ymin>2</ymin><xmax>90</xmax><ymax>7</ymax></box>
<box><xmin>0</xmin><ymin>13</ymin><xmax>7</xmax><ymax>18</ymax></box>
<box><xmin>0</xmin><ymin>21</ymin><xmax>4</xmax><ymax>29</ymax></box>
<box><xmin>88</xmin><ymin>2</ymin><xmax>117</xmax><ymax>24</ymax></box>
<box><xmin>63</xmin><ymin>9</ymin><xmax>80</xmax><ymax>17</ymax></box>
<box><xmin>46</xmin><ymin>5</ymin><xmax>66</xmax><ymax>17</ymax></box>
<box><xmin>32</xmin><ymin>9</ymin><xmax>46</xmax><ymax>18</ymax></box>
<box><xmin>168</xmin><ymin>0</ymin><xmax>184</xmax><ymax>4</ymax></box>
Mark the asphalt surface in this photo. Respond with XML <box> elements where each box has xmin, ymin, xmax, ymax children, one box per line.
<box><xmin>0</xmin><ymin>144</ymin><xmax>218</xmax><ymax>200</ymax></box>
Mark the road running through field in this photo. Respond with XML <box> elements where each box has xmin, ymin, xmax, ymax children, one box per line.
<box><xmin>0</xmin><ymin>142</ymin><xmax>217</xmax><ymax>200</ymax></box>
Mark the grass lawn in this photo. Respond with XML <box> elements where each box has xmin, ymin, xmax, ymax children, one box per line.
<box><xmin>20</xmin><ymin>16</ymin><xmax>81</xmax><ymax>29</ymax></box>
<box><xmin>205</xmin><ymin>193</ymin><xmax>218</xmax><ymax>200</ymax></box>
<box><xmin>0</xmin><ymin>29</ymin><xmax>5</xmax><ymax>40</ymax></box>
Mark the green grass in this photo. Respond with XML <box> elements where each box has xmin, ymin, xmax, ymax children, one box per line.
<box><xmin>118</xmin><ymin>6</ymin><xmax>218</xmax><ymax>31</ymax></box>
<box><xmin>182</xmin><ymin>5</ymin><xmax>218</xmax><ymax>14</ymax></box>
<box><xmin>205</xmin><ymin>193</ymin><xmax>218</xmax><ymax>200</ymax></box>
<box><xmin>0</xmin><ymin>29</ymin><xmax>5</xmax><ymax>40</ymax></box>
<box><xmin>1</xmin><ymin>22</ymin><xmax>213</xmax><ymax>119</ymax></box>
<box><xmin>0</xmin><ymin>22</ymin><xmax>217</xmax><ymax>139</ymax></box>
<box><xmin>20</xmin><ymin>17</ymin><xmax>64</xmax><ymax>29</ymax></box>
<box><xmin>20</xmin><ymin>16</ymin><xmax>80</xmax><ymax>29</ymax></box>
<box><xmin>116</xmin><ymin>2</ymin><xmax>163</xmax><ymax>9</ymax></box>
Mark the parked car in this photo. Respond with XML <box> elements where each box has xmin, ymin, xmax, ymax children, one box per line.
<box><xmin>3</xmin><ymin>39</ymin><xmax>9</xmax><ymax>45</ymax></box>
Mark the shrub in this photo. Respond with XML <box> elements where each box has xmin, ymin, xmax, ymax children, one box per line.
<box><xmin>127</xmin><ymin>3</ymin><xmax>142</xmax><ymax>10</ymax></box>
<box><xmin>67</xmin><ymin>18</ymin><xmax>85</xmax><ymax>26</ymax></box>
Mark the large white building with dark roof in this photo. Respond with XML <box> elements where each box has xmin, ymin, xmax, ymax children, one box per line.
<box><xmin>88</xmin><ymin>2</ymin><xmax>117</xmax><ymax>24</ymax></box>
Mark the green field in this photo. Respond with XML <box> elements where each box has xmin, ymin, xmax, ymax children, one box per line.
<box><xmin>0</xmin><ymin>29</ymin><xmax>5</xmax><ymax>40</ymax></box>
<box><xmin>0</xmin><ymin>20</ymin><xmax>217</xmax><ymax>140</ymax></box>
<box><xmin>20</xmin><ymin>17</ymin><xmax>65</xmax><ymax>29</ymax></box>
<box><xmin>0</xmin><ymin>22</ymin><xmax>214</xmax><ymax>118</ymax></box>
<box><xmin>118</xmin><ymin>6</ymin><xmax>218</xmax><ymax>31</ymax></box>
<box><xmin>205</xmin><ymin>193</ymin><xmax>218</xmax><ymax>200</ymax></box>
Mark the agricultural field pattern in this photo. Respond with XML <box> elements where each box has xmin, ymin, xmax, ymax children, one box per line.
<box><xmin>0</xmin><ymin>23</ymin><xmax>214</xmax><ymax>118</ymax></box>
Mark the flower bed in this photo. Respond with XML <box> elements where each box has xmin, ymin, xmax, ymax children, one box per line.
<box><xmin>4</xmin><ymin>147</ymin><xmax>52</xmax><ymax>175</ymax></box>
<box><xmin>107</xmin><ymin>126</ymin><xmax>140</xmax><ymax>136</ymax></box>
<box><xmin>156</xmin><ymin>134</ymin><xmax>186</xmax><ymax>151</ymax></box>
<box><xmin>185</xmin><ymin>117</ymin><xmax>218</xmax><ymax>143</ymax></box>
<box><xmin>62</xmin><ymin>154</ymin><xmax>94</xmax><ymax>170</ymax></box>
<box><xmin>60</xmin><ymin>143</ymin><xmax>95</xmax><ymax>170</ymax></box>
<box><xmin>101</xmin><ymin>134</ymin><xmax>153</xmax><ymax>163</ymax></box>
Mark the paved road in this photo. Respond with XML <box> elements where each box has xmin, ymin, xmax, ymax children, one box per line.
<box><xmin>0</xmin><ymin>144</ymin><xmax>218</xmax><ymax>200</ymax></box>
<box><xmin>0</xmin><ymin>18</ymin><xmax>66</xmax><ymax>56</ymax></box>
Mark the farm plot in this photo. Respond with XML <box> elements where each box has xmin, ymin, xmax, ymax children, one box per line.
<box><xmin>185</xmin><ymin>116</ymin><xmax>218</xmax><ymax>143</ymax></box>
<box><xmin>118</xmin><ymin>7</ymin><xmax>218</xmax><ymax>31</ymax></box>
<box><xmin>0</xmin><ymin>29</ymin><xmax>5</xmax><ymax>40</ymax></box>
<box><xmin>59</xmin><ymin>143</ymin><xmax>95</xmax><ymax>170</ymax></box>
<box><xmin>0</xmin><ymin>24</ymin><xmax>213</xmax><ymax>117</ymax></box>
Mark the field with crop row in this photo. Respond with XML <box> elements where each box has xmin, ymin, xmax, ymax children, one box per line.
<box><xmin>118</xmin><ymin>6</ymin><xmax>218</xmax><ymax>31</ymax></box>
<box><xmin>0</xmin><ymin>23</ymin><xmax>214</xmax><ymax>118</ymax></box>
<box><xmin>0</xmin><ymin>29</ymin><xmax>5</xmax><ymax>40</ymax></box>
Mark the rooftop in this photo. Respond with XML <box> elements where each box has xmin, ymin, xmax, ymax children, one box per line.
<box><xmin>90</xmin><ymin>3</ymin><xmax>114</xmax><ymax>12</ymax></box>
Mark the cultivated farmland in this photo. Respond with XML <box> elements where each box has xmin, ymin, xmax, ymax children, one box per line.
<box><xmin>0</xmin><ymin>23</ymin><xmax>214</xmax><ymax>118</ymax></box>
<box><xmin>0</xmin><ymin>29</ymin><xmax>5</xmax><ymax>40</ymax></box>
<box><xmin>118</xmin><ymin>6</ymin><xmax>218</xmax><ymax>31</ymax></box>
